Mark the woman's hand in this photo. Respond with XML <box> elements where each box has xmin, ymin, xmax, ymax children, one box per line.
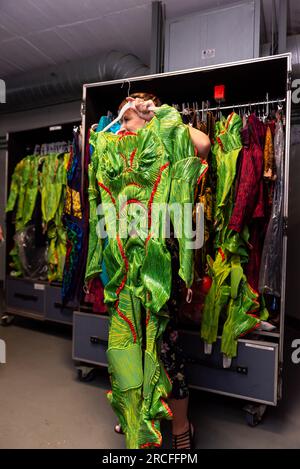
<box><xmin>126</xmin><ymin>97</ymin><xmax>157</xmax><ymax>122</ymax></box>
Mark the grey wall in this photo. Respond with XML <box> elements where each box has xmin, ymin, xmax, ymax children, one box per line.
<box><xmin>0</xmin><ymin>101</ymin><xmax>81</xmax><ymax>136</ymax></box>
<box><xmin>165</xmin><ymin>0</ymin><xmax>260</xmax><ymax>71</ymax></box>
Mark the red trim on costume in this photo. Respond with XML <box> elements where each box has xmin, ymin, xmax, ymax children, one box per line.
<box><xmin>160</xmin><ymin>398</ymin><xmax>173</xmax><ymax>418</ymax></box>
<box><xmin>248</xmin><ymin>284</ymin><xmax>260</xmax><ymax>297</ymax></box>
<box><xmin>118</xmin><ymin>131</ymin><xmax>137</xmax><ymax>140</ymax></box>
<box><xmin>146</xmin><ymin>311</ymin><xmax>150</xmax><ymax>327</ymax></box>
<box><xmin>120</xmin><ymin>198</ymin><xmax>147</xmax><ymax>214</ymax></box>
<box><xmin>226</xmin><ymin>112</ymin><xmax>234</xmax><ymax>130</ymax></box>
<box><xmin>148</xmin><ymin>162</ymin><xmax>170</xmax><ymax>228</ymax></box>
<box><xmin>197</xmin><ymin>160</ymin><xmax>209</xmax><ymax>184</ymax></box>
<box><xmin>114</xmin><ymin>234</ymin><xmax>137</xmax><ymax>343</ymax></box>
<box><xmin>140</xmin><ymin>421</ymin><xmax>162</xmax><ymax>448</ymax></box>
<box><xmin>98</xmin><ymin>182</ymin><xmax>116</xmax><ymax>205</ymax></box>
<box><xmin>115</xmin><ymin>300</ymin><xmax>137</xmax><ymax>343</ymax></box>
<box><xmin>216</xmin><ymin>136</ymin><xmax>224</xmax><ymax>150</ymax></box>
<box><xmin>239</xmin><ymin>321</ymin><xmax>261</xmax><ymax>337</ymax></box>
<box><xmin>129</xmin><ymin>148</ymin><xmax>137</xmax><ymax>168</ymax></box>
<box><xmin>218</xmin><ymin>248</ymin><xmax>226</xmax><ymax>262</ymax></box>
<box><xmin>247</xmin><ymin>311</ymin><xmax>259</xmax><ymax>317</ymax></box>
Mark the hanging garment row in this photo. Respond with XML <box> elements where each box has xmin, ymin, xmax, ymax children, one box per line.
<box><xmin>83</xmin><ymin>99</ymin><xmax>285</xmax><ymax>359</ymax></box>
<box><xmin>6</xmin><ymin>149</ymin><xmax>70</xmax><ymax>282</ymax></box>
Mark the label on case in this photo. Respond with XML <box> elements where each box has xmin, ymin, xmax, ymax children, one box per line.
<box><xmin>34</xmin><ymin>284</ymin><xmax>45</xmax><ymax>290</ymax></box>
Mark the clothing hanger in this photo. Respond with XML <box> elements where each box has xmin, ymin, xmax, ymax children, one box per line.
<box><xmin>100</xmin><ymin>101</ymin><xmax>134</xmax><ymax>133</ymax></box>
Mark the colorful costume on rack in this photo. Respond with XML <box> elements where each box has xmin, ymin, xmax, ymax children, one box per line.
<box><xmin>86</xmin><ymin>105</ymin><xmax>207</xmax><ymax>449</ymax></box>
<box><xmin>62</xmin><ymin>129</ymin><xmax>85</xmax><ymax>303</ymax></box>
<box><xmin>228</xmin><ymin>113</ymin><xmax>265</xmax><ymax>291</ymax></box>
<box><xmin>200</xmin><ymin>113</ymin><xmax>267</xmax><ymax>359</ymax></box>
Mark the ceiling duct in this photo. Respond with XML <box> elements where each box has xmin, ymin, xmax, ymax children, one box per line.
<box><xmin>2</xmin><ymin>50</ymin><xmax>149</xmax><ymax>114</ymax></box>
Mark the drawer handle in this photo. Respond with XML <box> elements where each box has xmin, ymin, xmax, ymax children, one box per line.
<box><xmin>15</xmin><ymin>293</ymin><xmax>38</xmax><ymax>301</ymax></box>
<box><xmin>54</xmin><ymin>302</ymin><xmax>74</xmax><ymax>311</ymax></box>
<box><xmin>187</xmin><ymin>356</ymin><xmax>248</xmax><ymax>375</ymax></box>
<box><xmin>90</xmin><ymin>336</ymin><xmax>107</xmax><ymax>346</ymax></box>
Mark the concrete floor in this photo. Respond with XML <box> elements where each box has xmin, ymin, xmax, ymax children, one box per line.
<box><xmin>0</xmin><ymin>315</ymin><xmax>300</xmax><ymax>449</ymax></box>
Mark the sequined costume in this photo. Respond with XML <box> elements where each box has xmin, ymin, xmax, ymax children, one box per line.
<box><xmin>86</xmin><ymin>105</ymin><xmax>207</xmax><ymax>448</ymax></box>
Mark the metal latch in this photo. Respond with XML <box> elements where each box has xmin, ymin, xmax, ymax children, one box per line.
<box><xmin>81</xmin><ymin>101</ymin><xmax>86</xmax><ymax>116</ymax></box>
<box><xmin>287</xmin><ymin>71</ymin><xmax>292</xmax><ymax>91</ymax></box>
<box><xmin>283</xmin><ymin>216</ymin><xmax>288</xmax><ymax>236</ymax></box>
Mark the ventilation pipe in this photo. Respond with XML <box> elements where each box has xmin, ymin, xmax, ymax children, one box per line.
<box><xmin>2</xmin><ymin>50</ymin><xmax>149</xmax><ymax>113</ymax></box>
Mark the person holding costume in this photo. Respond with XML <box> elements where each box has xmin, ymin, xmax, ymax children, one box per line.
<box><xmin>86</xmin><ymin>93</ymin><xmax>210</xmax><ymax>449</ymax></box>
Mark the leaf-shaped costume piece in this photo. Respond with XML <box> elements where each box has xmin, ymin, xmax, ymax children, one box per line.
<box><xmin>86</xmin><ymin>105</ymin><xmax>207</xmax><ymax>448</ymax></box>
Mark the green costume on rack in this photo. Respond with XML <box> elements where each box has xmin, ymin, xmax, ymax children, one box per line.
<box><xmin>39</xmin><ymin>153</ymin><xmax>69</xmax><ymax>282</ymax></box>
<box><xmin>6</xmin><ymin>155</ymin><xmax>39</xmax><ymax>276</ymax></box>
<box><xmin>86</xmin><ymin>105</ymin><xmax>207</xmax><ymax>449</ymax></box>
<box><xmin>201</xmin><ymin>113</ymin><xmax>268</xmax><ymax>358</ymax></box>
<box><xmin>6</xmin><ymin>152</ymin><xmax>69</xmax><ymax>281</ymax></box>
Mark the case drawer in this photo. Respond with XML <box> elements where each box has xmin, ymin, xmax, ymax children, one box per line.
<box><xmin>180</xmin><ymin>331</ymin><xmax>278</xmax><ymax>405</ymax></box>
<box><xmin>6</xmin><ymin>277</ymin><xmax>45</xmax><ymax>317</ymax></box>
<box><xmin>73</xmin><ymin>312</ymin><xmax>109</xmax><ymax>366</ymax></box>
<box><xmin>45</xmin><ymin>285</ymin><xmax>76</xmax><ymax>324</ymax></box>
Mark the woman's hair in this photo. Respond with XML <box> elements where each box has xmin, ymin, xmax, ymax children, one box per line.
<box><xmin>118</xmin><ymin>92</ymin><xmax>161</xmax><ymax>111</ymax></box>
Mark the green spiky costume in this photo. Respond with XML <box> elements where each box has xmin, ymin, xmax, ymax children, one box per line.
<box><xmin>86</xmin><ymin>105</ymin><xmax>207</xmax><ymax>448</ymax></box>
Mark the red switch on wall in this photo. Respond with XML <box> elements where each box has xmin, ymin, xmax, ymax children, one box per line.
<box><xmin>214</xmin><ymin>84</ymin><xmax>225</xmax><ymax>102</ymax></box>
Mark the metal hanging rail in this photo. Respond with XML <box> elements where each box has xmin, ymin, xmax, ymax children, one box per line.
<box><xmin>177</xmin><ymin>97</ymin><xmax>286</xmax><ymax>114</ymax></box>
<box><xmin>202</xmin><ymin>98</ymin><xmax>286</xmax><ymax>112</ymax></box>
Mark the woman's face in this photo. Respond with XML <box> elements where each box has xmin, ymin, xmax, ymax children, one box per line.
<box><xmin>120</xmin><ymin>109</ymin><xmax>146</xmax><ymax>132</ymax></box>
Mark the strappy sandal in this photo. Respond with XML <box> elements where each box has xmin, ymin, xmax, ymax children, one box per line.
<box><xmin>114</xmin><ymin>423</ymin><xmax>124</xmax><ymax>435</ymax></box>
<box><xmin>172</xmin><ymin>422</ymin><xmax>195</xmax><ymax>449</ymax></box>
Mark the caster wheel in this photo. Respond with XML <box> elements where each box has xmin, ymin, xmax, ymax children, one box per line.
<box><xmin>245</xmin><ymin>411</ymin><xmax>260</xmax><ymax>427</ymax></box>
<box><xmin>77</xmin><ymin>366</ymin><xmax>96</xmax><ymax>382</ymax></box>
<box><xmin>243</xmin><ymin>403</ymin><xmax>267</xmax><ymax>427</ymax></box>
<box><xmin>1</xmin><ymin>314</ymin><xmax>15</xmax><ymax>326</ymax></box>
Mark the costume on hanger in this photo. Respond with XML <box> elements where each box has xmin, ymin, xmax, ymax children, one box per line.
<box><xmin>86</xmin><ymin>104</ymin><xmax>207</xmax><ymax>448</ymax></box>
<box><xmin>200</xmin><ymin>113</ymin><xmax>266</xmax><ymax>359</ymax></box>
<box><xmin>259</xmin><ymin>118</ymin><xmax>284</xmax><ymax>297</ymax></box>
<box><xmin>62</xmin><ymin>129</ymin><xmax>85</xmax><ymax>303</ymax></box>
<box><xmin>6</xmin><ymin>155</ymin><xmax>40</xmax><ymax>276</ymax></box>
<box><xmin>228</xmin><ymin>113</ymin><xmax>265</xmax><ymax>291</ymax></box>
<box><xmin>40</xmin><ymin>152</ymin><xmax>69</xmax><ymax>282</ymax></box>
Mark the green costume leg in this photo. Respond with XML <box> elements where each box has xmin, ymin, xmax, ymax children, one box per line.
<box><xmin>139</xmin><ymin>308</ymin><xmax>172</xmax><ymax>449</ymax></box>
<box><xmin>106</xmin><ymin>283</ymin><xmax>144</xmax><ymax>449</ymax></box>
<box><xmin>201</xmin><ymin>250</ymin><xmax>231</xmax><ymax>345</ymax></box>
<box><xmin>221</xmin><ymin>279</ymin><xmax>261</xmax><ymax>358</ymax></box>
